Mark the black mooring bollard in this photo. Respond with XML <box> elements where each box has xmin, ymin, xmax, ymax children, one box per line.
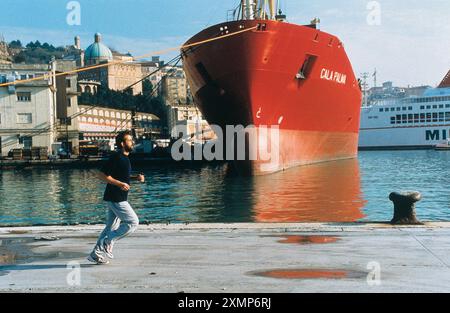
<box><xmin>389</xmin><ymin>191</ymin><xmax>423</xmax><ymax>225</ymax></box>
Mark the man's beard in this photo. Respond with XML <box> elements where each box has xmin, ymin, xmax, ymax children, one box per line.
<box><xmin>124</xmin><ymin>145</ymin><xmax>133</xmax><ymax>153</ymax></box>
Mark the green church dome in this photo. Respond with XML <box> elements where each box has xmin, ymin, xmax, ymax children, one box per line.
<box><xmin>84</xmin><ymin>33</ymin><xmax>113</xmax><ymax>65</ymax></box>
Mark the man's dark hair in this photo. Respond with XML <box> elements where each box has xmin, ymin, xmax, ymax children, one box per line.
<box><xmin>115</xmin><ymin>130</ymin><xmax>132</xmax><ymax>150</ymax></box>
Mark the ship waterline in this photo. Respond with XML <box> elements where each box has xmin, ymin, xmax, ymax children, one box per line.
<box><xmin>222</xmin><ymin>128</ymin><xmax>359</xmax><ymax>175</ymax></box>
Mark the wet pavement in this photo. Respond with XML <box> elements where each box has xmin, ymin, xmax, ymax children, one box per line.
<box><xmin>0</xmin><ymin>223</ymin><xmax>450</xmax><ymax>293</ymax></box>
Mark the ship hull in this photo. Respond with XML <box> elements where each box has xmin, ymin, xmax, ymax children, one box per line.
<box><xmin>182</xmin><ymin>20</ymin><xmax>362</xmax><ymax>175</ymax></box>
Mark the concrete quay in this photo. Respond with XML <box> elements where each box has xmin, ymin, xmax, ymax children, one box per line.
<box><xmin>1</xmin><ymin>223</ymin><xmax>450</xmax><ymax>293</ymax></box>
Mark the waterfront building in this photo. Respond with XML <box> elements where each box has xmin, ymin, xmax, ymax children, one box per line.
<box><xmin>140</xmin><ymin>57</ymin><xmax>164</xmax><ymax>96</ymax></box>
<box><xmin>0</xmin><ymin>63</ymin><xmax>57</xmax><ymax>156</ymax></box>
<box><xmin>77</xmin><ymin>104</ymin><xmax>161</xmax><ymax>150</ymax></box>
<box><xmin>160</xmin><ymin>67</ymin><xmax>213</xmax><ymax>142</ymax></box>
<box><xmin>54</xmin><ymin>60</ymin><xmax>81</xmax><ymax>155</ymax></box>
<box><xmin>161</xmin><ymin>67</ymin><xmax>189</xmax><ymax>105</ymax></box>
<box><xmin>365</xmin><ymin>81</ymin><xmax>431</xmax><ymax>106</ymax></box>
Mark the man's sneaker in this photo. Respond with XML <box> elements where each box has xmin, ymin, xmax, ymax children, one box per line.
<box><xmin>99</xmin><ymin>237</ymin><xmax>114</xmax><ymax>259</ymax></box>
<box><xmin>87</xmin><ymin>251</ymin><xmax>110</xmax><ymax>265</ymax></box>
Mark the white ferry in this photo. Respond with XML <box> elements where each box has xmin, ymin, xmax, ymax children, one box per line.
<box><xmin>359</xmin><ymin>71</ymin><xmax>450</xmax><ymax>150</ymax></box>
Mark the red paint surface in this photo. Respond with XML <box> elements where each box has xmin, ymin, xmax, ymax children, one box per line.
<box><xmin>182</xmin><ymin>20</ymin><xmax>362</xmax><ymax>174</ymax></box>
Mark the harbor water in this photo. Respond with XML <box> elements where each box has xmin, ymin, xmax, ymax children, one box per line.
<box><xmin>0</xmin><ymin>150</ymin><xmax>449</xmax><ymax>226</ymax></box>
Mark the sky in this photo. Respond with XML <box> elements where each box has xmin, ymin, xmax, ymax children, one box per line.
<box><xmin>0</xmin><ymin>0</ymin><xmax>449</xmax><ymax>87</ymax></box>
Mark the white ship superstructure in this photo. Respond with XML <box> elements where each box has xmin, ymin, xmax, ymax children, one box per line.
<box><xmin>359</xmin><ymin>86</ymin><xmax>450</xmax><ymax>150</ymax></box>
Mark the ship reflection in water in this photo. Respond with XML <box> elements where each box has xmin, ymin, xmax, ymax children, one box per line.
<box><xmin>2</xmin><ymin>150</ymin><xmax>450</xmax><ymax>226</ymax></box>
<box><xmin>221</xmin><ymin>158</ymin><xmax>366</xmax><ymax>223</ymax></box>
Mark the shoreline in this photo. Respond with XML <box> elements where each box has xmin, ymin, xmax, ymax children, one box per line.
<box><xmin>1</xmin><ymin>221</ymin><xmax>450</xmax><ymax>232</ymax></box>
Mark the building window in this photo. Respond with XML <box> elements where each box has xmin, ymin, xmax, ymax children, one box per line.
<box><xmin>17</xmin><ymin>113</ymin><xmax>32</xmax><ymax>124</ymax></box>
<box><xmin>19</xmin><ymin>136</ymin><xmax>32</xmax><ymax>149</ymax></box>
<box><xmin>420</xmin><ymin>106</ymin><xmax>425</xmax><ymax>110</ymax></box>
<box><xmin>67</xmin><ymin>98</ymin><xmax>72</xmax><ymax>107</ymax></box>
<box><xmin>66</xmin><ymin>79</ymin><xmax>71</xmax><ymax>88</ymax></box>
<box><xmin>17</xmin><ymin>92</ymin><xmax>31</xmax><ymax>102</ymax></box>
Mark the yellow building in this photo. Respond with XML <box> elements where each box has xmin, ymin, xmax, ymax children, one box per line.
<box><xmin>78</xmin><ymin>34</ymin><xmax>143</xmax><ymax>95</ymax></box>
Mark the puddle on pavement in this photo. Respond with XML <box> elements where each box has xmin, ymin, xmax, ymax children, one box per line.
<box><xmin>263</xmin><ymin>235</ymin><xmax>340</xmax><ymax>245</ymax></box>
<box><xmin>0</xmin><ymin>237</ymin><xmax>85</xmax><ymax>267</ymax></box>
<box><xmin>252</xmin><ymin>269</ymin><xmax>367</xmax><ymax>280</ymax></box>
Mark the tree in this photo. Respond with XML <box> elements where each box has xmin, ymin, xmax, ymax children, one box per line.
<box><xmin>142</xmin><ymin>80</ymin><xmax>153</xmax><ymax>96</ymax></box>
<box><xmin>13</xmin><ymin>54</ymin><xmax>26</xmax><ymax>63</ymax></box>
<box><xmin>9</xmin><ymin>40</ymin><xmax>22</xmax><ymax>49</ymax></box>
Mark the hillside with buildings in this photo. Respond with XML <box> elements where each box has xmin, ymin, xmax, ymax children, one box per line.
<box><xmin>0</xmin><ymin>33</ymin><xmax>211</xmax><ymax>158</ymax></box>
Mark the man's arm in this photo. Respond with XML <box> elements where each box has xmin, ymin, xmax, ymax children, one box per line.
<box><xmin>97</xmin><ymin>171</ymin><xmax>130</xmax><ymax>191</ymax></box>
<box><xmin>130</xmin><ymin>173</ymin><xmax>145</xmax><ymax>183</ymax></box>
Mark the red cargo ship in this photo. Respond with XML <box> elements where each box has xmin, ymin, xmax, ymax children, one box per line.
<box><xmin>181</xmin><ymin>1</ymin><xmax>362</xmax><ymax>175</ymax></box>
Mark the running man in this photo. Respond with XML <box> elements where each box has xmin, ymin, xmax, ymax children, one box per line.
<box><xmin>88</xmin><ymin>130</ymin><xmax>145</xmax><ymax>265</ymax></box>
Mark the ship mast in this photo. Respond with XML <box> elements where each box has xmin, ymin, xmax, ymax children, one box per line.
<box><xmin>269</xmin><ymin>0</ymin><xmax>276</xmax><ymax>20</ymax></box>
<box><xmin>241</xmin><ymin>0</ymin><xmax>278</xmax><ymax>20</ymax></box>
<box><xmin>241</xmin><ymin>0</ymin><xmax>257</xmax><ymax>20</ymax></box>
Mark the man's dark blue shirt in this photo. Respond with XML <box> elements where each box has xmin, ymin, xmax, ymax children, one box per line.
<box><xmin>100</xmin><ymin>151</ymin><xmax>131</xmax><ymax>203</ymax></box>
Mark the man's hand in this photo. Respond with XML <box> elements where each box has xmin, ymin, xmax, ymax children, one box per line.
<box><xmin>137</xmin><ymin>174</ymin><xmax>145</xmax><ymax>183</ymax></box>
<box><xmin>119</xmin><ymin>182</ymin><xmax>131</xmax><ymax>191</ymax></box>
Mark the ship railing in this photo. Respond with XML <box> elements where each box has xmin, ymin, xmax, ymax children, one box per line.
<box><xmin>370</xmin><ymin>99</ymin><xmax>400</xmax><ymax>107</ymax></box>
